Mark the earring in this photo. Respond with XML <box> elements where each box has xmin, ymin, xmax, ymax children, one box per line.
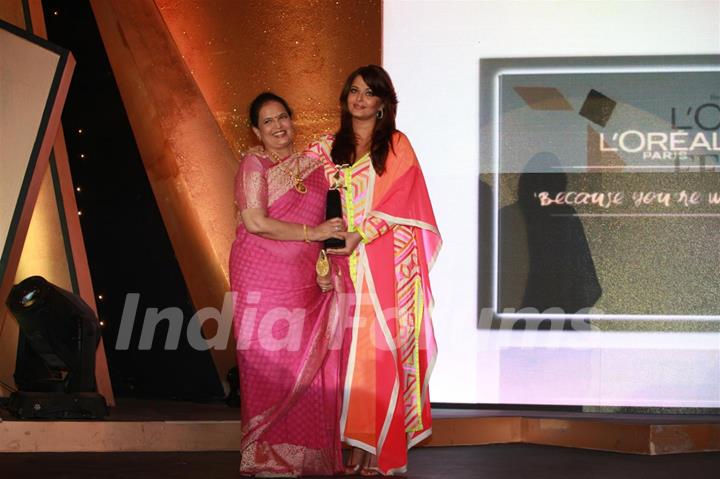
<box><xmin>377</xmin><ymin>109</ymin><xmax>384</xmax><ymax>120</ymax></box>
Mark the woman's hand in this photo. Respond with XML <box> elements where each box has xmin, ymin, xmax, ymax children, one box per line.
<box><xmin>239</xmin><ymin>209</ymin><xmax>344</xmax><ymax>242</ymax></box>
<box><xmin>327</xmin><ymin>231</ymin><xmax>362</xmax><ymax>255</ymax></box>
<box><xmin>310</xmin><ymin>218</ymin><xmax>345</xmax><ymax>241</ymax></box>
<box><xmin>317</xmin><ymin>273</ymin><xmax>333</xmax><ymax>292</ymax></box>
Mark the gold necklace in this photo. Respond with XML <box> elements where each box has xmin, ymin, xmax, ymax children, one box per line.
<box><xmin>269</xmin><ymin>151</ymin><xmax>307</xmax><ymax>194</ymax></box>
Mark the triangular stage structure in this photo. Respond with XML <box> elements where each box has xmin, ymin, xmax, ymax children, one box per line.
<box><xmin>0</xmin><ymin>5</ymin><xmax>113</xmax><ymax>406</ymax></box>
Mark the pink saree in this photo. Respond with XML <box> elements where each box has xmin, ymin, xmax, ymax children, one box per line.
<box><xmin>229</xmin><ymin>150</ymin><xmax>345</xmax><ymax>476</ymax></box>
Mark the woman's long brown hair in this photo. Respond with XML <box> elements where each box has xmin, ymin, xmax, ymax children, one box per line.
<box><xmin>330</xmin><ymin>65</ymin><xmax>398</xmax><ymax>175</ymax></box>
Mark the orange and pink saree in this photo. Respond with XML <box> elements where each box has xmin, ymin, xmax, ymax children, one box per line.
<box><xmin>308</xmin><ymin>131</ymin><xmax>442</xmax><ymax>474</ymax></box>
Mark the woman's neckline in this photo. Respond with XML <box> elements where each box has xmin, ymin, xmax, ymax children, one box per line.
<box><xmin>247</xmin><ymin>146</ymin><xmax>298</xmax><ymax>164</ymax></box>
<box><xmin>348</xmin><ymin>151</ymin><xmax>370</xmax><ymax>167</ymax></box>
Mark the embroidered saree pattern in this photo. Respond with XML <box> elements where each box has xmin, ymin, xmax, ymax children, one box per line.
<box><xmin>230</xmin><ymin>150</ymin><xmax>344</xmax><ymax>476</ymax></box>
<box><xmin>240</xmin><ymin>147</ymin><xmax>323</xmax><ymax>206</ymax></box>
<box><xmin>394</xmin><ymin>224</ymin><xmax>424</xmax><ymax>433</ymax></box>
<box><xmin>343</xmin><ymin>154</ymin><xmax>371</xmax><ymax>284</ymax></box>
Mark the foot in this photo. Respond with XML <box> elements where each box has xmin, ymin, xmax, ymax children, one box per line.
<box><xmin>343</xmin><ymin>464</ymin><xmax>361</xmax><ymax>475</ymax></box>
<box><xmin>359</xmin><ymin>451</ymin><xmax>380</xmax><ymax>476</ymax></box>
<box><xmin>359</xmin><ymin>466</ymin><xmax>382</xmax><ymax>476</ymax></box>
<box><xmin>344</xmin><ymin>447</ymin><xmax>366</xmax><ymax>476</ymax></box>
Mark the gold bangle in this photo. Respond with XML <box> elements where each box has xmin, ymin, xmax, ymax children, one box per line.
<box><xmin>303</xmin><ymin>224</ymin><xmax>310</xmax><ymax>243</ymax></box>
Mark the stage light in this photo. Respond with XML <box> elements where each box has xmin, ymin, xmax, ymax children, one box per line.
<box><xmin>5</xmin><ymin>276</ymin><xmax>107</xmax><ymax>418</ymax></box>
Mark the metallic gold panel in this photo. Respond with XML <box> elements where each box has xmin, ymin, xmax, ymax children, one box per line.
<box><xmin>91</xmin><ymin>0</ymin><xmax>247</xmax><ymax>382</ymax></box>
<box><xmin>91</xmin><ymin>0</ymin><xmax>381</xmax><ymax>384</ymax></box>
<box><xmin>0</xmin><ymin>0</ymin><xmax>26</xmax><ymax>28</ymax></box>
<box><xmin>154</xmin><ymin>0</ymin><xmax>382</xmax><ymax>153</ymax></box>
<box><xmin>0</xmin><ymin>165</ymin><xmax>73</xmax><ymax>397</ymax></box>
<box><xmin>14</xmin><ymin>164</ymin><xmax>73</xmax><ymax>292</ymax></box>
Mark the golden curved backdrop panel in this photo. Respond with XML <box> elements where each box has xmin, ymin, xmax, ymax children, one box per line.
<box><xmin>155</xmin><ymin>0</ymin><xmax>382</xmax><ymax>152</ymax></box>
<box><xmin>91</xmin><ymin>0</ymin><xmax>381</xmax><ymax>380</ymax></box>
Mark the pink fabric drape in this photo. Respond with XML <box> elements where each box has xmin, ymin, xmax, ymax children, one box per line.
<box><xmin>229</xmin><ymin>152</ymin><xmax>345</xmax><ymax>476</ymax></box>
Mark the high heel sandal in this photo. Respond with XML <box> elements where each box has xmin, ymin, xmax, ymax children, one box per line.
<box><xmin>359</xmin><ymin>466</ymin><xmax>382</xmax><ymax>476</ymax></box>
<box><xmin>343</xmin><ymin>463</ymin><xmax>361</xmax><ymax>475</ymax></box>
<box><xmin>344</xmin><ymin>448</ymin><xmax>365</xmax><ymax>476</ymax></box>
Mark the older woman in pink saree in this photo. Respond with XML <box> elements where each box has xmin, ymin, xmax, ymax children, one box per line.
<box><xmin>230</xmin><ymin>92</ymin><xmax>347</xmax><ymax>477</ymax></box>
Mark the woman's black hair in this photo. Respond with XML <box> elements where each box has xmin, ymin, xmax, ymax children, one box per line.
<box><xmin>330</xmin><ymin>65</ymin><xmax>398</xmax><ymax>175</ymax></box>
<box><xmin>249</xmin><ymin>92</ymin><xmax>293</xmax><ymax>128</ymax></box>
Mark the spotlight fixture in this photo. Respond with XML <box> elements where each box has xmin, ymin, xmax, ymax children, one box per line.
<box><xmin>5</xmin><ymin>276</ymin><xmax>107</xmax><ymax>419</ymax></box>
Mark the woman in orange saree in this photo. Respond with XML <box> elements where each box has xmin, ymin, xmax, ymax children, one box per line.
<box><xmin>307</xmin><ymin>66</ymin><xmax>442</xmax><ymax>475</ymax></box>
<box><xmin>230</xmin><ymin>92</ymin><xmax>346</xmax><ymax>476</ymax></box>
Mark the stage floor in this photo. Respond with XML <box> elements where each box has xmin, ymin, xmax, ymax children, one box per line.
<box><xmin>2</xmin><ymin>399</ymin><xmax>720</xmax><ymax>455</ymax></box>
<box><xmin>3</xmin><ymin>397</ymin><xmax>719</xmax><ymax>423</ymax></box>
<box><xmin>1</xmin><ymin>444</ymin><xmax>719</xmax><ymax>479</ymax></box>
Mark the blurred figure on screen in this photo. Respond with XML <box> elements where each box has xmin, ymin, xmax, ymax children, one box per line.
<box><xmin>500</xmin><ymin>152</ymin><xmax>602</xmax><ymax>325</ymax></box>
